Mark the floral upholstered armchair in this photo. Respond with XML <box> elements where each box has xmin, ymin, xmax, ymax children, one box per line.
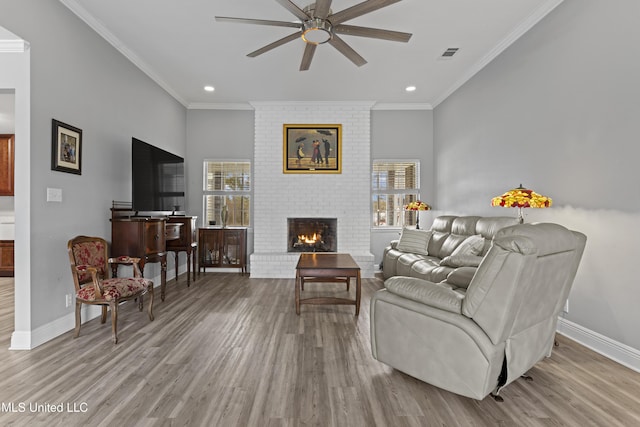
<box><xmin>67</xmin><ymin>235</ymin><xmax>154</xmax><ymax>344</ymax></box>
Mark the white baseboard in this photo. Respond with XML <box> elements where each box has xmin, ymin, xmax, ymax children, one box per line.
<box><xmin>557</xmin><ymin>317</ymin><xmax>640</xmax><ymax>373</ymax></box>
<box><xmin>9</xmin><ymin>330</ymin><xmax>31</xmax><ymax>350</ymax></box>
<box><xmin>10</xmin><ymin>305</ymin><xmax>102</xmax><ymax>350</ymax></box>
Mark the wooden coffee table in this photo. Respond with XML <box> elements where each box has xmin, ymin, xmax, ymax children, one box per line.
<box><xmin>295</xmin><ymin>253</ymin><xmax>361</xmax><ymax>315</ymax></box>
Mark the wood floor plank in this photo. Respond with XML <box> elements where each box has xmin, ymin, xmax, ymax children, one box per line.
<box><xmin>0</xmin><ymin>274</ymin><xmax>639</xmax><ymax>426</ymax></box>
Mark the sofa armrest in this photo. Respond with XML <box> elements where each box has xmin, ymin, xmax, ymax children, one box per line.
<box><xmin>389</xmin><ymin>239</ymin><xmax>400</xmax><ymax>249</ymax></box>
<box><xmin>384</xmin><ymin>276</ymin><xmax>464</xmax><ymax>314</ymax></box>
<box><xmin>445</xmin><ymin>267</ymin><xmax>477</xmax><ymax>289</ymax></box>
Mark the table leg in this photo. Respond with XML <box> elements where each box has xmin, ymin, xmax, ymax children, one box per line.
<box><xmin>161</xmin><ymin>256</ymin><xmax>167</xmax><ymax>302</ymax></box>
<box><xmin>192</xmin><ymin>247</ymin><xmax>197</xmax><ymax>282</ymax></box>
<box><xmin>185</xmin><ymin>250</ymin><xmax>191</xmax><ymax>287</ymax></box>
<box><xmin>295</xmin><ymin>270</ymin><xmax>301</xmax><ymax>315</ymax></box>
<box><xmin>346</xmin><ymin>277</ymin><xmax>350</xmax><ymax>292</ymax></box>
<box><xmin>174</xmin><ymin>252</ymin><xmax>179</xmax><ymax>285</ymax></box>
<box><xmin>355</xmin><ymin>270</ymin><xmax>361</xmax><ymax>316</ymax></box>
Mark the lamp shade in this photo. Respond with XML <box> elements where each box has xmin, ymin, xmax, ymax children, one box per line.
<box><xmin>404</xmin><ymin>200</ymin><xmax>431</xmax><ymax>229</ymax></box>
<box><xmin>491</xmin><ymin>184</ymin><xmax>552</xmax><ymax>224</ymax></box>
<box><xmin>491</xmin><ymin>184</ymin><xmax>552</xmax><ymax>209</ymax></box>
<box><xmin>404</xmin><ymin>200</ymin><xmax>431</xmax><ymax>211</ymax></box>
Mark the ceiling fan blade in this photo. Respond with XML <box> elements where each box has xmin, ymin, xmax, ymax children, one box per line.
<box><xmin>300</xmin><ymin>44</ymin><xmax>317</xmax><ymax>71</ymax></box>
<box><xmin>313</xmin><ymin>0</ymin><xmax>333</xmax><ymax>19</ymax></box>
<box><xmin>247</xmin><ymin>32</ymin><xmax>301</xmax><ymax>58</ymax></box>
<box><xmin>330</xmin><ymin>0</ymin><xmax>402</xmax><ymax>25</ymax></box>
<box><xmin>334</xmin><ymin>24</ymin><xmax>411</xmax><ymax>43</ymax></box>
<box><xmin>215</xmin><ymin>16</ymin><xmax>301</xmax><ymax>29</ymax></box>
<box><xmin>328</xmin><ymin>35</ymin><xmax>367</xmax><ymax>67</ymax></box>
<box><xmin>275</xmin><ymin>0</ymin><xmax>310</xmax><ymax>21</ymax></box>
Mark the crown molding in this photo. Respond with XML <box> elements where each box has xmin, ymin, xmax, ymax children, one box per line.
<box><xmin>188</xmin><ymin>101</ymin><xmax>433</xmax><ymax>111</ymax></box>
<box><xmin>432</xmin><ymin>0</ymin><xmax>565</xmax><ymax>107</ymax></box>
<box><xmin>188</xmin><ymin>102</ymin><xmax>254</xmax><ymax>110</ymax></box>
<box><xmin>372</xmin><ymin>103</ymin><xmax>433</xmax><ymax>111</ymax></box>
<box><xmin>188</xmin><ymin>101</ymin><xmax>434</xmax><ymax>111</ymax></box>
<box><xmin>249</xmin><ymin>101</ymin><xmax>377</xmax><ymax>109</ymax></box>
<box><xmin>60</xmin><ymin>0</ymin><xmax>188</xmax><ymax>108</ymax></box>
<box><xmin>0</xmin><ymin>40</ymin><xmax>30</xmax><ymax>53</ymax></box>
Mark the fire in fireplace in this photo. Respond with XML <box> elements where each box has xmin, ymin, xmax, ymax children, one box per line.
<box><xmin>287</xmin><ymin>218</ymin><xmax>337</xmax><ymax>252</ymax></box>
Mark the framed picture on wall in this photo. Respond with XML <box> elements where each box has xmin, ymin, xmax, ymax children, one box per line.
<box><xmin>51</xmin><ymin>119</ymin><xmax>82</xmax><ymax>175</ymax></box>
<box><xmin>283</xmin><ymin>124</ymin><xmax>342</xmax><ymax>174</ymax></box>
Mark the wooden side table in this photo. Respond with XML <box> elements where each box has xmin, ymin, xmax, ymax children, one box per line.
<box><xmin>295</xmin><ymin>253</ymin><xmax>361</xmax><ymax>315</ymax></box>
<box><xmin>198</xmin><ymin>227</ymin><xmax>247</xmax><ymax>274</ymax></box>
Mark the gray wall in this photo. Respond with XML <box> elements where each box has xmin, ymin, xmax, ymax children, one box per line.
<box><xmin>0</xmin><ymin>0</ymin><xmax>186</xmax><ymax>333</ymax></box>
<box><xmin>185</xmin><ymin>109</ymin><xmax>255</xmax><ymax>225</ymax></box>
<box><xmin>370</xmin><ymin>109</ymin><xmax>434</xmax><ymax>266</ymax></box>
<box><xmin>434</xmin><ymin>0</ymin><xmax>640</xmax><ymax>352</ymax></box>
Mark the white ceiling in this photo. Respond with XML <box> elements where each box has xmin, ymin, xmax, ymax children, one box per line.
<box><xmin>61</xmin><ymin>0</ymin><xmax>563</xmax><ymax>109</ymax></box>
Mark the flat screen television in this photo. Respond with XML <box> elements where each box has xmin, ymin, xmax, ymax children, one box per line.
<box><xmin>132</xmin><ymin>138</ymin><xmax>185</xmax><ymax>213</ymax></box>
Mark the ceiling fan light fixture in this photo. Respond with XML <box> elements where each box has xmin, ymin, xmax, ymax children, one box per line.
<box><xmin>216</xmin><ymin>0</ymin><xmax>412</xmax><ymax>70</ymax></box>
<box><xmin>301</xmin><ymin>19</ymin><xmax>333</xmax><ymax>45</ymax></box>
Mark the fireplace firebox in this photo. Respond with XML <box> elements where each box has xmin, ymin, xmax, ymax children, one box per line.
<box><xmin>287</xmin><ymin>218</ymin><xmax>337</xmax><ymax>252</ymax></box>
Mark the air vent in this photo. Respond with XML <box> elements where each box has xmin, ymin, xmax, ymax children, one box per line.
<box><xmin>440</xmin><ymin>47</ymin><xmax>459</xmax><ymax>59</ymax></box>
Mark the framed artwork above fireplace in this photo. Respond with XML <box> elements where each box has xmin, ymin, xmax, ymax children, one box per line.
<box><xmin>283</xmin><ymin>124</ymin><xmax>342</xmax><ymax>174</ymax></box>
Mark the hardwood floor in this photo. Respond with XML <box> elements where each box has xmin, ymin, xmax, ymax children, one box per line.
<box><xmin>0</xmin><ymin>274</ymin><xmax>639</xmax><ymax>426</ymax></box>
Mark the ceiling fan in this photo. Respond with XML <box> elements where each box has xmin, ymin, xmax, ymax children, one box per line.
<box><xmin>215</xmin><ymin>0</ymin><xmax>412</xmax><ymax>71</ymax></box>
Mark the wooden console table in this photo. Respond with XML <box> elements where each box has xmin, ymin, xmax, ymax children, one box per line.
<box><xmin>110</xmin><ymin>204</ymin><xmax>184</xmax><ymax>301</ymax></box>
<box><xmin>111</xmin><ymin>217</ymin><xmax>171</xmax><ymax>301</ymax></box>
<box><xmin>198</xmin><ymin>227</ymin><xmax>247</xmax><ymax>274</ymax></box>
<box><xmin>295</xmin><ymin>253</ymin><xmax>361</xmax><ymax>315</ymax></box>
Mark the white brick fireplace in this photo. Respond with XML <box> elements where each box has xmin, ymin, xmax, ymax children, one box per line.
<box><xmin>250</xmin><ymin>101</ymin><xmax>375</xmax><ymax>278</ymax></box>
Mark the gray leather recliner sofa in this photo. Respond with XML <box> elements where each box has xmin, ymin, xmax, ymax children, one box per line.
<box><xmin>383</xmin><ymin>215</ymin><xmax>518</xmax><ymax>288</ymax></box>
<box><xmin>371</xmin><ymin>222</ymin><xmax>587</xmax><ymax>400</ymax></box>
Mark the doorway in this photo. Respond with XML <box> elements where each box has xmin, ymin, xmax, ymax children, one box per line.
<box><xmin>0</xmin><ymin>91</ymin><xmax>15</xmax><ymax>345</ymax></box>
<box><xmin>0</xmin><ymin>30</ymin><xmax>31</xmax><ymax>350</ymax></box>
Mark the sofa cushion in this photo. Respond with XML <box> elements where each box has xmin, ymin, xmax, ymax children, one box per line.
<box><xmin>407</xmin><ymin>257</ymin><xmax>441</xmax><ymax>275</ymax></box>
<box><xmin>451</xmin><ymin>235</ymin><xmax>485</xmax><ymax>257</ymax></box>
<box><xmin>396</xmin><ymin>229</ymin><xmax>432</xmax><ymax>255</ymax></box>
<box><xmin>410</xmin><ymin>262</ymin><xmax>453</xmax><ymax>283</ymax></box>
<box><xmin>397</xmin><ymin>253</ymin><xmax>429</xmax><ymax>276</ymax></box>
<box><xmin>384</xmin><ymin>276</ymin><xmax>464</xmax><ymax>314</ymax></box>
<box><xmin>451</xmin><ymin>216</ymin><xmax>480</xmax><ymax>236</ymax></box>
<box><xmin>440</xmin><ymin>254</ymin><xmax>483</xmax><ymax>268</ymax></box>
<box><xmin>430</xmin><ymin>216</ymin><xmax>457</xmax><ymax>233</ymax></box>
<box><xmin>437</xmin><ymin>234</ymin><xmax>468</xmax><ymax>258</ymax></box>
<box><xmin>427</xmin><ymin>231</ymin><xmax>448</xmax><ymax>258</ymax></box>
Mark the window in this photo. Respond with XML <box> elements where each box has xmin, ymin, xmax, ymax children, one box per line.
<box><xmin>372</xmin><ymin>160</ymin><xmax>420</xmax><ymax>228</ymax></box>
<box><xmin>203</xmin><ymin>161</ymin><xmax>251</xmax><ymax>226</ymax></box>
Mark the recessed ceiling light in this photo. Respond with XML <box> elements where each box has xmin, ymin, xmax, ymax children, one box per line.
<box><xmin>204</xmin><ymin>86</ymin><xmax>215</xmax><ymax>92</ymax></box>
<box><xmin>405</xmin><ymin>86</ymin><xmax>417</xmax><ymax>92</ymax></box>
